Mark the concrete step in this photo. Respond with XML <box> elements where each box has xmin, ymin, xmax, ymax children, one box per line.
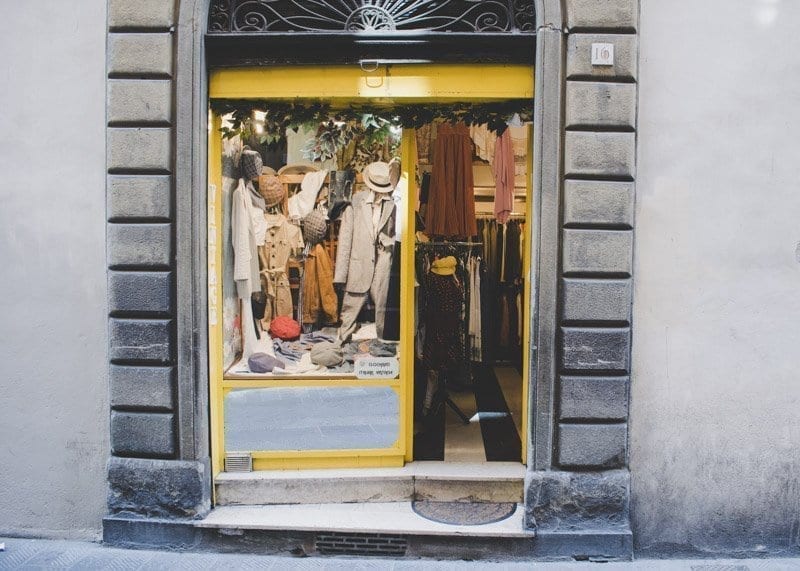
<box><xmin>215</xmin><ymin>461</ymin><xmax>525</xmax><ymax>505</ymax></box>
<box><xmin>196</xmin><ymin>502</ymin><xmax>532</xmax><ymax>538</ymax></box>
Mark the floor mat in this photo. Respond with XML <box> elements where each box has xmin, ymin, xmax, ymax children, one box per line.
<box><xmin>472</xmin><ymin>364</ymin><xmax>522</xmax><ymax>461</ymax></box>
<box><xmin>412</xmin><ymin>501</ymin><xmax>516</xmax><ymax>526</ymax></box>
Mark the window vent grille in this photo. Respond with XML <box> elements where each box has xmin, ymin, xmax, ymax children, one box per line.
<box><xmin>315</xmin><ymin>532</ymin><xmax>408</xmax><ymax>556</ymax></box>
<box><xmin>224</xmin><ymin>452</ymin><xmax>252</xmax><ymax>472</ymax></box>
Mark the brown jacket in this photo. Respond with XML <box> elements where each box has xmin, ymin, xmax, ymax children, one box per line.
<box><xmin>303</xmin><ymin>244</ymin><xmax>338</xmax><ymax>325</ymax></box>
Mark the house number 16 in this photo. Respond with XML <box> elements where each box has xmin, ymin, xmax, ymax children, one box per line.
<box><xmin>591</xmin><ymin>43</ymin><xmax>615</xmax><ymax>66</ymax></box>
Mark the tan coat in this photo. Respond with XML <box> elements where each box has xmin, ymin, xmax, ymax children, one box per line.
<box><xmin>258</xmin><ymin>213</ymin><xmax>304</xmax><ymax>321</ymax></box>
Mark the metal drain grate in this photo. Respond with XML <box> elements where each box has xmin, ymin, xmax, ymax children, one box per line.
<box><xmin>315</xmin><ymin>532</ymin><xmax>407</xmax><ymax>556</ymax></box>
<box><xmin>224</xmin><ymin>452</ymin><xmax>252</xmax><ymax>472</ymax></box>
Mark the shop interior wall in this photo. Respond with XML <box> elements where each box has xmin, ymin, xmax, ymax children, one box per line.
<box><xmin>0</xmin><ymin>1</ymin><xmax>109</xmax><ymax>539</ymax></box>
<box><xmin>632</xmin><ymin>0</ymin><xmax>800</xmax><ymax>555</ymax></box>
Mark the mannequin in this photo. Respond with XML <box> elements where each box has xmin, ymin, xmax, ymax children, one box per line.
<box><xmin>421</xmin><ymin>256</ymin><xmax>463</xmax><ymax>416</ymax></box>
<box><xmin>334</xmin><ymin>161</ymin><xmax>397</xmax><ymax>342</ymax></box>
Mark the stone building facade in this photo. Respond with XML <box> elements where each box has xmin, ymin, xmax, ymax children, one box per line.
<box><xmin>3</xmin><ymin>0</ymin><xmax>798</xmax><ymax>562</ymax></box>
<box><xmin>103</xmin><ymin>0</ymin><xmax>640</xmax><ymax>559</ymax></box>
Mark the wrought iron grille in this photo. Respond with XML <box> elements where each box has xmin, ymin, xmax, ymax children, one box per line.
<box><xmin>208</xmin><ymin>0</ymin><xmax>535</xmax><ymax>34</ymax></box>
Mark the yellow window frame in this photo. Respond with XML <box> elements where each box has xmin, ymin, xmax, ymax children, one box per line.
<box><xmin>208</xmin><ymin>64</ymin><xmax>534</xmax><ymax>479</ymax></box>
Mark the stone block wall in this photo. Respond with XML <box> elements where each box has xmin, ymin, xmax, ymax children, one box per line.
<box><xmin>556</xmin><ymin>0</ymin><xmax>637</xmax><ymax>474</ymax></box>
<box><xmin>526</xmin><ymin>0</ymin><xmax>638</xmax><ymax>557</ymax></box>
<box><xmin>105</xmin><ymin>0</ymin><xmax>211</xmax><ymax>519</ymax></box>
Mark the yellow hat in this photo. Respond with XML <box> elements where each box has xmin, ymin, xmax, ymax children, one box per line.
<box><xmin>431</xmin><ymin>256</ymin><xmax>457</xmax><ymax>276</ymax></box>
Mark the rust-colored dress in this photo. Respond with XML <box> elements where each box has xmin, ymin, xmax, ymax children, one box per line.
<box><xmin>426</xmin><ymin>123</ymin><xmax>477</xmax><ymax>239</ymax></box>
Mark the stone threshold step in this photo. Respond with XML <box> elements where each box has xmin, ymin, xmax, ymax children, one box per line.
<box><xmin>196</xmin><ymin>502</ymin><xmax>533</xmax><ymax>538</ymax></box>
<box><xmin>215</xmin><ymin>461</ymin><xmax>525</xmax><ymax>505</ymax></box>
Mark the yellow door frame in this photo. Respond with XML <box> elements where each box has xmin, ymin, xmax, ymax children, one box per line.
<box><xmin>207</xmin><ymin>64</ymin><xmax>534</xmax><ymax>480</ymax></box>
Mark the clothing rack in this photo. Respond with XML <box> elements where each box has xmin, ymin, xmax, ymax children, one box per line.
<box><xmin>476</xmin><ymin>213</ymin><xmax>526</xmax><ymax>219</ymax></box>
<box><xmin>416</xmin><ymin>241</ymin><xmax>483</xmax><ymax>248</ymax></box>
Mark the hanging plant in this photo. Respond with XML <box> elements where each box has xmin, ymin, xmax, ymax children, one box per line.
<box><xmin>210</xmin><ymin>99</ymin><xmax>533</xmax><ymax>165</ymax></box>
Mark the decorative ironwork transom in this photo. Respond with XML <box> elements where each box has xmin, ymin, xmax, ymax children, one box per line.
<box><xmin>208</xmin><ymin>1</ymin><xmax>535</xmax><ymax>34</ymax></box>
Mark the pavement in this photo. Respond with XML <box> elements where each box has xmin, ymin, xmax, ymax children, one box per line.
<box><xmin>1</xmin><ymin>537</ymin><xmax>800</xmax><ymax>570</ymax></box>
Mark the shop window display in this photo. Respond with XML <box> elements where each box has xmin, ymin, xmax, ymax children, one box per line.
<box><xmin>220</xmin><ymin>115</ymin><xmax>404</xmax><ymax>379</ymax></box>
<box><xmin>212</xmin><ymin>95</ymin><xmax>532</xmax><ymax>463</ymax></box>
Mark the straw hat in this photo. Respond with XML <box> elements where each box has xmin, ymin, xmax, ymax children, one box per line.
<box><xmin>258</xmin><ymin>174</ymin><xmax>285</xmax><ymax>207</ymax></box>
<box><xmin>362</xmin><ymin>161</ymin><xmax>395</xmax><ymax>193</ymax></box>
<box><xmin>277</xmin><ymin>162</ymin><xmax>319</xmax><ymax>176</ymax></box>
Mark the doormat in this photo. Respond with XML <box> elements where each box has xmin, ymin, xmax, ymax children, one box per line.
<box><xmin>411</xmin><ymin>501</ymin><xmax>516</xmax><ymax>526</ymax></box>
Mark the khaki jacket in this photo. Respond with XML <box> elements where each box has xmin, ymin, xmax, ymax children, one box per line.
<box><xmin>334</xmin><ymin>190</ymin><xmax>396</xmax><ymax>293</ymax></box>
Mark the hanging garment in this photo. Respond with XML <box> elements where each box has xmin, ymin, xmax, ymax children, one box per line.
<box><xmin>423</xmin><ymin>272</ymin><xmax>463</xmax><ymax>371</ymax></box>
<box><xmin>470</xmin><ymin>123</ymin><xmax>497</xmax><ymax>164</ymax></box>
<box><xmin>258</xmin><ymin>212</ymin><xmax>304</xmax><ymax>322</ymax></box>
<box><xmin>493</xmin><ymin>129</ymin><xmax>515</xmax><ymax>224</ymax></box>
<box><xmin>382</xmin><ymin>242</ymin><xmax>402</xmax><ymax>341</ymax></box>
<box><xmin>504</xmin><ymin>221</ymin><xmax>522</xmax><ymax>282</ymax></box>
<box><xmin>468</xmin><ymin>256</ymin><xmax>483</xmax><ymax>362</ymax></box>
<box><xmin>232</xmin><ymin>178</ymin><xmax>261</xmax><ymax>298</ymax></box>
<box><xmin>302</xmin><ymin>243</ymin><xmax>338</xmax><ymax>326</ymax></box>
<box><xmin>335</xmin><ymin>190</ymin><xmax>396</xmax><ymax>341</ymax></box>
<box><xmin>246</xmin><ymin>181</ymin><xmax>268</xmax><ymax>245</ymax></box>
<box><xmin>415</xmin><ymin>124</ymin><xmax>434</xmax><ymax>164</ymax></box>
<box><xmin>426</xmin><ymin>123</ymin><xmax>477</xmax><ymax>239</ymax></box>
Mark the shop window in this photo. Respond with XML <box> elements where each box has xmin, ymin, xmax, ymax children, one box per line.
<box><xmin>207</xmin><ymin>65</ymin><xmax>534</xmax><ymax>472</ymax></box>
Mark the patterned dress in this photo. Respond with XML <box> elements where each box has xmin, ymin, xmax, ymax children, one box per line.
<box><xmin>422</xmin><ymin>272</ymin><xmax>463</xmax><ymax>371</ymax></box>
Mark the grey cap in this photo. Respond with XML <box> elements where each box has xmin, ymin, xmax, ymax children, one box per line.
<box><xmin>248</xmin><ymin>352</ymin><xmax>286</xmax><ymax>373</ymax></box>
<box><xmin>241</xmin><ymin>148</ymin><xmax>263</xmax><ymax>181</ymax></box>
<box><xmin>303</xmin><ymin>210</ymin><xmax>328</xmax><ymax>246</ymax></box>
<box><xmin>310</xmin><ymin>341</ymin><xmax>344</xmax><ymax>367</ymax></box>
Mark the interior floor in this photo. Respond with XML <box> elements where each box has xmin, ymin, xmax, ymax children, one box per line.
<box><xmin>414</xmin><ymin>365</ymin><xmax>523</xmax><ymax>463</ymax></box>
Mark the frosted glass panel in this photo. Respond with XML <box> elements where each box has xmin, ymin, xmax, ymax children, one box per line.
<box><xmin>225</xmin><ymin>386</ymin><xmax>399</xmax><ymax>451</ymax></box>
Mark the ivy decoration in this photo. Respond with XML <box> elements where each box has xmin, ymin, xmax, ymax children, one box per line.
<box><xmin>210</xmin><ymin>98</ymin><xmax>533</xmax><ymax>165</ymax></box>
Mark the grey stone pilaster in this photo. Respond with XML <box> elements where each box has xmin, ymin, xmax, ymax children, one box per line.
<box><xmin>109</xmin><ymin>271</ymin><xmax>173</xmax><ymax>314</ymax></box>
<box><xmin>108</xmin><ymin>80</ymin><xmax>173</xmax><ymax>124</ymax></box>
<box><xmin>563</xmin><ymin>180</ymin><xmax>635</xmax><ymax>228</ymax></box>
<box><xmin>108</xmin><ymin>0</ymin><xmax>176</xmax><ymax>29</ymax></box>
<box><xmin>107</xmin><ymin>457</ymin><xmax>211</xmax><ymax>519</ymax></box>
<box><xmin>566</xmin><ymin>0</ymin><xmax>639</xmax><ymax>31</ymax></box>
<box><xmin>566</xmin><ymin>34</ymin><xmax>638</xmax><ymax>80</ymax></box>
<box><xmin>110</xmin><ymin>365</ymin><xmax>175</xmax><ymax>411</ymax></box>
<box><xmin>560</xmin><ymin>376</ymin><xmax>629</xmax><ymax>421</ymax></box>
<box><xmin>107</xmin><ymin>175</ymin><xmax>173</xmax><ymax>221</ymax></box>
<box><xmin>565</xmin><ymin>82</ymin><xmax>637</xmax><ymax>129</ymax></box>
<box><xmin>108</xmin><ymin>33</ymin><xmax>174</xmax><ymax>77</ymax></box>
<box><xmin>554</xmin><ymin>0</ymin><xmax>638</xmax><ymax>483</ymax></box>
<box><xmin>104</xmin><ymin>0</ymin><xmax>207</xmax><ymax>530</ymax></box>
<box><xmin>111</xmin><ymin>412</ymin><xmax>176</xmax><ymax>457</ymax></box>
<box><xmin>528</xmin><ymin>470</ymin><xmax>630</xmax><ymax>529</ymax></box>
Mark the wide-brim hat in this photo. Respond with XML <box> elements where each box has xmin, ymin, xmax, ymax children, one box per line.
<box><xmin>258</xmin><ymin>174</ymin><xmax>285</xmax><ymax>207</ymax></box>
<box><xmin>303</xmin><ymin>210</ymin><xmax>328</xmax><ymax>246</ymax></box>
<box><xmin>362</xmin><ymin>161</ymin><xmax>395</xmax><ymax>193</ymax></box>
<box><xmin>431</xmin><ymin>256</ymin><xmax>457</xmax><ymax>276</ymax></box>
<box><xmin>301</xmin><ymin>169</ymin><xmax>328</xmax><ymax>196</ymax></box>
<box><xmin>277</xmin><ymin>162</ymin><xmax>319</xmax><ymax>176</ymax></box>
<box><xmin>241</xmin><ymin>148</ymin><xmax>263</xmax><ymax>181</ymax></box>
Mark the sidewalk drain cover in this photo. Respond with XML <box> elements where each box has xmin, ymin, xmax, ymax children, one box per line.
<box><xmin>411</xmin><ymin>501</ymin><xmax>516</xmax><ymax>526</ymax></box>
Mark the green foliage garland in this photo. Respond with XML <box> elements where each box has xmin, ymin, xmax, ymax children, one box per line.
<box><xmin>210</xmin><ymin>98</ymin><xmax>533</xmax><ymax>143</ymax></box>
